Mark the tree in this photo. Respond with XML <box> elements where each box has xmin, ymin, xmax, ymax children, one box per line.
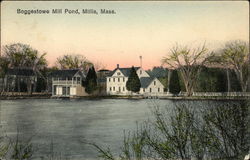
<box><xmin>56</xmin><ymin>54</ymin><xmax>92</xmax><ymax>71</ymax></box>
<box><xmin>85</xmin><ymin>66</ymin><xmax>97</xmax><ymax>94</ymax></box>
<box><xmin>216</xmin><ymin>40</ymin><xmax>249</xmax><ymax>92</ymax></box>
<box><xmin>169</xmin><ymin>69</ymin><xmax>181</xmax><ymax>95</ymax></box>
<box><xmin>3</xmin><ymin>43</ymin><xmax>47</xmax><ymax>69</ymax></box>
<box><xmin>162</xmin><ymin>43</ymin><xmax>213</xmax><ymax>96</ymax></box>
<box><xmin>2</xmin><ymin>43</ymin><xmax>47</xmax><ymax>94</ymax></box>
<box><xmin>195</xmin><ymin>67</ymin><xmax>227</xmax><ymax>92</ymax></box>
<box><xmin>146</xmin><ymin>66</ymin><xmax>167</xmax><ymax>78</ymax></box>
<box><xmin>0</xmin><ymin>57</ymin><xmax>9</xmax><ymax>92</ymax></box>
<box><xmin>126</xmin><ymin>66</ymin><xmax>141</xmax><ymax>93</ymax></box>
<box><xmin>203</xmin><ymin>101</ymin><xmax>249</xmax><ymax>159</ymax></box>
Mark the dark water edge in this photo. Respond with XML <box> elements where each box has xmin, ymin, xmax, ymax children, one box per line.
<box><xmin>0</xmin><ymin>99</ymin><xmax>246</xmax><ymax>159</ymax></box>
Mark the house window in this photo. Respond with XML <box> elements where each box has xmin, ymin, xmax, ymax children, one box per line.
<box><xmin>140</xmin><ymin>70</ymin><xmax>142</xmax><ymax>74</ymax></box>
<box><xmin>143</xmin><ymin>88</ymin><xmax>145</xmax><ymax>92</ymax></box>
<box><xmin>123</xmin><ymin>87</ymin><xmax>125</xmax><ymax>91</ymax></box>
<box><xmin>109</xmin><ymin>78</ymin><xmax>111</xmax><ymax>82</ymax></box>
<box><xmin>118</xmin><ymin>78</ymin><xmax>120</xmax><ymax>82</ymax></box>
<box><xmin>154</xmin><ymin>81</ymin><xmax>156</xmax><ymax>85</ymax></box>
<box><xmin>113</xmin><ymin>86</ymin><xmax>115</xmax><ymax>91</ymax></box>
<box><xmin>119</xmin><ymin>87</ymin><xmax>121</xmax><ymax>92</ymax></box>
<box><xmin>117</xmin><ymin>72</ymin><xmax>120</xmax><ymax>75</ymax></box>
<box><xmin>113</xmin><ymin>78</ymin><xmax>115</xmax><ymax>82</ymax></box>
<box><xmin>150</xmin><ymin>88</ymin><xmax>152</xmax><ymax>92</ymax></box>
<box><xmin>110</xmin><ymin>87</ymin><xmax>112</xmax><ymax>91</ymax></box>
<box><xmin>77</xmin><ymin>77</ymin><xmax>81</xmax><ymax>84</ymax></box>
<box><xmin>158</xmin><ymin>88</ymin><xmax>160</xmax><ymax>92</ymax></box>
<box><xmin>53</xmin><ymin>85</ymin><xmax>57</xmax><ymax>95</ymax></box>
<box><xmin>123</xmin><ymin>78</ymin><xmax>125</xmax><ymax>82</ymax></box>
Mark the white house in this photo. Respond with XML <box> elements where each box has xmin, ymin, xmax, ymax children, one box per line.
<box><xmin>50</xmin><ymin>69</ymin><xmax>87</xmax><ymax>97</ymax></box>
<box><xmin>106</xmin><ymin>64</ymin><xmax>165</xmax><ymax>96</ymax></box>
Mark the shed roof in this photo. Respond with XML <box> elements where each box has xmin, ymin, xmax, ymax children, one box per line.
<box><xmin>140</xmin><ymin>77</ymin><xmax>155</xmax><ymax>88</ymax></box>
<box><xmin>6</xmin><ymin>68</ymin><xmax>35</xmax><ymax>76</ymax></box>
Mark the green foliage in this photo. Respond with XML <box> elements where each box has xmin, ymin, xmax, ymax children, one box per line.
<box><xmin>0</xmin><ymin>56</ymin><xmax>9</xmax><ymax>78</ymax></box>
<box><xmin>169</xmin><ymin>70</ymin><xmax>181</xmax><ymax>94</ymax></box>
<box><xmin>196</xmin><ymin>66</ymin><xmax>227</xmax><ymax>92</ymax></box>
<box><xmin>215</xmin><ymin>40</ymin><xmax>250</xmax><ymax>91</ymax></box>
<box><xmin>85</xmin><ymin>66</ymin><xmax>97</xmax><ymax>94</ymax></box>
<box><xmin>147</xmin><ymin>67</ymin><xmax>168</xmax><ymax>78</ymax></box>
<box><xmin>126</xmin><ymin>66</ymin><xmax>141</xmax><ymax>93</ymax></box>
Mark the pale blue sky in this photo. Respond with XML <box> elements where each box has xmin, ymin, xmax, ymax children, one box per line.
<box><xmin>1</xmin><ymin>1</ymin><xmax>249</xmax><ymax>69</ymax></box>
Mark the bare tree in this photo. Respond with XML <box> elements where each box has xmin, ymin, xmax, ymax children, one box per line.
<box><xmin>56</xmin><ymin>54</ymin><xmax>93</xmax><ymax>72</ymax></box>
<box><xmin>162</xmin><ymin>43</ymin><xmax>213</xmax><ymax>96</ymax></box>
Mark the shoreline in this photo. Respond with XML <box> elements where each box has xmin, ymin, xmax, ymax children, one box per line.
<box><xmin>0</xmin><ymin>94</ymin><xmax>249</xmax><ymax>101</ymax></box>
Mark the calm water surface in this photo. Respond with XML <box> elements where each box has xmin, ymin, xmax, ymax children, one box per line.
<box><xmin>0</xmin><ymin>99</ymin><xmax>229</xmax><ymax>159</ymax></box>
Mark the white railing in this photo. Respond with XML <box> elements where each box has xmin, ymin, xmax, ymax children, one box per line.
<box><xmin>52</xmin><ymin>80</ymin><xmax>81</xmax><ymax>85</ymax></box>
<box><xmin>192</xmin><ymin>92</ymin><xmax>250</xmax><ymax>97</ymax></box>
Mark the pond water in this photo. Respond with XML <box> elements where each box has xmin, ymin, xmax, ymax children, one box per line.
<box><xmin>0</xmin><ymin>98</ymin><xmax>232</xmax><ymax>160</ymax></box>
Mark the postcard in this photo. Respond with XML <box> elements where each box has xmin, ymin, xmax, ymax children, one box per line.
<box><xmin>0</xmin><ymin>1</ymin><xmax>249</xmax><ymax>160</ymax></box>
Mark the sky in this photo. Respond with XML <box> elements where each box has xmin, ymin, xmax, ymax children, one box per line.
<box><xmin>1</xmin><ymin>1</ymin><xmax>249</xmax><ymax>70</ymax></box>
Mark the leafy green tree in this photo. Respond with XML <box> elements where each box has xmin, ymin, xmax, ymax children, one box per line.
<box><xmin>212</xmin><ymin>40</ymin><xmax>249</xmax><ymax>92</ymax></box>
<box><xmin>85</xmin><ymin>66</ymin><xmax>97</xmax><ymax>94</ymax></box>
<box><xmin>196</xmin><ymin>66</ymin><xmax>227</xmax><ymax>92</ymax></box>
<box><xmin>169</xmin><ymin>69</ymin><xmax>181</xmax><ymax>95</ymax></box>
<box><xmin>126</xmin><ymin>66</ymin><xmax>141</xmax><ymax>93</ymax></box>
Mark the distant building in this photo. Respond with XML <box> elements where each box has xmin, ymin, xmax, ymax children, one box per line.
<box><xmin>4</xmin><ymin>68</ymin><xmax>37</xmax><ymax>93</ymax></box>
<box><xmin>49</xmin><ymin>69</ymin><xmax>87</xmax><ymax>97</ymax></box>
<box><xmin>106</xmin><ymin>64</ymin><xmax>164</xmax><ymax>95</ymax></box>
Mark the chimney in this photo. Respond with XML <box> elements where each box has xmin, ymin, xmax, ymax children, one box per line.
<box><xmin>117</xmin><ymin>64</ymin><xmax>119</xmax><ymax>68</ymax></box>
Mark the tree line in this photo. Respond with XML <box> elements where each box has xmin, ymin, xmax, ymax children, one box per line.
<box><xmin>0</xmin><ymin>40</ymin><xmax>249</xmax><ymax>96</ymax></box>
<box><xmin>161</xmin><ymin>40</ymin><xmax>249</xmax><ymax>95</ymax></box>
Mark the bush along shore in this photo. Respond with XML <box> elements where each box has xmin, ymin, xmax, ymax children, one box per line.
<box><xmin>0</xmin><ymin>92</ymin><xmax>51</xmax><ymax>100</ymax></box>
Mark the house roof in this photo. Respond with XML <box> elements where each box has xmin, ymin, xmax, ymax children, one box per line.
<box><xmin>6</xmin><ymin>68</ymin><xmax>35</xmax><ymax>76</ymax></box>
<box><xmin>140</xmin><ymin>77</ymin><xmax>155</xmax><ymax>88</ymax></box>
<box><xmin>109</xmin><ymin>67</ymin><xmax>140</xmax><ymax>77</ymax></box>
<box><xmin>49</xmin><ymin>69</ymin><xmax>85</xmax><ymax>78</ymax></box>
<box><xmin>98</xmin><ymin>69</ymin><xmax>111</xmax><ymax>72</ymax></box>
